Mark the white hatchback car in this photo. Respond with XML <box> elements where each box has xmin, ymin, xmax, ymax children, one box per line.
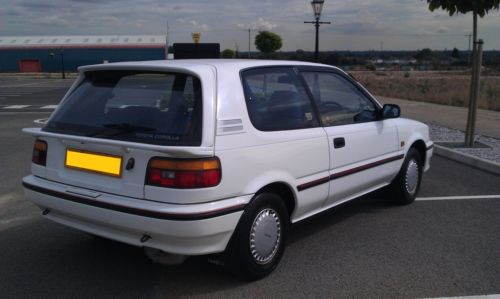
<box><xmin>23</xmin><ymin>59</ymin><xmax>433</xmax><ymax>279</ymax></box>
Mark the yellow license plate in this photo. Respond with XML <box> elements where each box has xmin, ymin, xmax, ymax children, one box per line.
<box><xmin>65</xmin><ymin>149</ymin><xmax>122</xmax><ymax>177</ymax></box>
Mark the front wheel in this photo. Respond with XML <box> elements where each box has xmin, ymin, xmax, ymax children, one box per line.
<box><xmin>389</xmin><ymin>148</ymin><xmax>423</xmax><ymax>205</ymax></box>
<box><xmin>225</xmin><ymin>192</ymin><xmax>289</xmax><ymax>280</ymax></box>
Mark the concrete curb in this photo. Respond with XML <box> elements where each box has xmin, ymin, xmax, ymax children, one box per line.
<box><xmin>434</xmin><ymin>144</ymin><xmax>500</xmax><ymax>176</ymax></box>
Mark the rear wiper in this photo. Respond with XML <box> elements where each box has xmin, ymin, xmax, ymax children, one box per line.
<box><xmin>87</xmin><ymin>122</ymin><xmax>156</xmax><ymax>137</ymax></box>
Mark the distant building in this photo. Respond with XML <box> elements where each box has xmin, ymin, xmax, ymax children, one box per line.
<box><xmin>0</xmin><ymin>35</ymin><xmax>167</xmax><ymax>73</ymax></box>
<box><xmin>366</xmin><ymin>57</ymin><xmax>417</xmax><ymax>71</ymax></box>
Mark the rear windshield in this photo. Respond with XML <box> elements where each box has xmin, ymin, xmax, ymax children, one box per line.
<box><xmin>44</xmin><ymin>71</ymin><xmax>203</xmax><ymax>146</ymax></box>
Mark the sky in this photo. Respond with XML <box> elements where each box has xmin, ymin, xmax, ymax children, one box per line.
<box><xmin>1</xmin><ymin>0</ymin><xmax>499</xmax><ymax>51</ymax></box>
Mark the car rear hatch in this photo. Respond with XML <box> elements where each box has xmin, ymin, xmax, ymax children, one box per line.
<box><xmin>24</xmin><ymin>63</ymin><xmax>217</xmax><ymax>200</ymax></box>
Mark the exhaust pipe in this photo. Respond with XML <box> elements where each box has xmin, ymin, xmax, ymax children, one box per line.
<box><xmin>144</xmin><ymin>247</ymin><xmax>187</xmax><ymax>265</ymax></box>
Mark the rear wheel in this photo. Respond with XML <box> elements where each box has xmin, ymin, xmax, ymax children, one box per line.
<box><xmin>226</xmin><ymin>192</ymin><xmax>289</xmax><ymax>280</ymax></box>
<box><xmin>389</xmin><ymin>148</ymin><xmax>423</xmax><ymax>205</ymax></box>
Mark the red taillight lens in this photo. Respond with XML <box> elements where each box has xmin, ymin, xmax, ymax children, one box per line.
<box><xmin>32</xmin><ymin>139</ymin><xmax>47</xmax><ymax>166</ymax></box>
<box><xmin>146</xmin><ymin>157</ymin><xmax>222</xmax><ymax>189</ymax></box>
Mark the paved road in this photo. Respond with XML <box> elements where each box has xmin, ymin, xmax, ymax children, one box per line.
<box><xmin>379</xmin><ymin>96</ymin><xmax>500</xmax><ymax>139</ymax></box>
<box><xmin>0</xmin><ymin>77</ymin><xmax>71</xmax><ymax>107</ymax></box>
<box><xmin>0</xmin><ymin>78</ymin><xmax>499</xmax><ymax>298</ymax></box>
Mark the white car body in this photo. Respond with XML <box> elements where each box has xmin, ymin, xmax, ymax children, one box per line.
<box><xmin>23</xmin><ymin>59</ymin><xmax>433</xmax><ymax>275</ymax></box>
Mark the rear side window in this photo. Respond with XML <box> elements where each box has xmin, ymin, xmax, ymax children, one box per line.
<box><xmin>241</xmin><ymin>67</ymin><xmax>319</xmax><ymax>131</ymax></box>
<box><xmin>44</xmin><ymin>71</ymin><xmax>202</xmax><ymax>146</ymax></box>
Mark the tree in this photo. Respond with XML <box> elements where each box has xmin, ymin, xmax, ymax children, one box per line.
<box><xmin>254</xmin><ymin>31</ymin><xmax>283</xmax><ymax>54</ymax></box>
<box><xmin>290</xmin><ymin>49</ymin><xmax>313</xmax><ymax>62</ymax></box>
<box><xmin>414</xmin><ymin>48</ymin><xmax>434</xmax><ymax>63</ymax></box>
<box><xmin>451</xmin><ymin>47</ymin><xmax>460</xmax><ymax>59</ymax></box>
<box><xmin>424</xmin><ymin>0</ymin><xmax>500</xmax><ymax>146</ymax></box>
<box><xmin>425</xmin><ymin>0</ymin><xmax>499</xmax><ymax>47</ymax></box>
<box><xmin>426</xmin><ymin>1</ymin><xmax>499</xmax><ymax>17</ymax></box>
<box><xmin>221</xmin><ymin>49</ymin><xmax>236</xmax><ymax>58</ymax></box>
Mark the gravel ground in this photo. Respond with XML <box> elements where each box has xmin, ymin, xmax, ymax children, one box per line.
<box><xmin>429</xmin><ymin>124</ymin><xmax>500</xmax><ymax>163</ymax></box>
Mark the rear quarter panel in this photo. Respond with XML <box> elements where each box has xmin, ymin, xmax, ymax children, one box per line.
<box><xmin>213</xmin><ymin>66</ymin><xmax>330</xmax><ymax>221</ymax></box>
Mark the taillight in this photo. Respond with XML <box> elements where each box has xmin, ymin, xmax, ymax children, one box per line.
<box><xmin>146</xmin><ymin>157</ymin><xmax>222</xmax><ymax>189</ymax></box>
<box><xmin>32</xmin><ymin>139</ymin><xmax>47</xmax><ymax>166</ymax></box>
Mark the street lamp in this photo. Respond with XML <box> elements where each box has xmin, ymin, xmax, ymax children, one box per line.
<box><xmin>59</xmin><ymin>48</ymin><xmax>65</xmax><ymax>79</ymax></box>
<box><xmin>49</xmin><ymin>48</ymin><xmax>66</xmax><ymax>79</ymax></box>
<box><xmin>304</xmin><ymin>0</ymin><xmax>331</xmax><ymax>62</ymax></box>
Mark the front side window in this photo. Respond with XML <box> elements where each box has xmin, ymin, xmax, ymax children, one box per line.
<box><xmin>44</xmin><ymin>71</ymin><xmax>202</xmax><ymax>146</ymax></box>
<box><xmin>301</xmin><ymin>71</ymin><xmax>377</xmax><ymax>126</ymax></box>
<box><xmin>241</xmin><ymin>67</ymin><xmax>319</xmax><ymax>131</ymax></box>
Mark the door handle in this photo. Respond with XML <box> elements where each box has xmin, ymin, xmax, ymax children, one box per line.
<box><xmin>333</xmin><ymin>137</ymin><xmax>345</xmax><ymax>149</ymax></box>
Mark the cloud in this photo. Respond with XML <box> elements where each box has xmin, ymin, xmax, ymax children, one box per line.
<box><xmin>177</xmin><ymin>19</ymin><xmax>209</xmax><ymax>31</ymax></box>
<box><xmin>176</xmin><ymin>18</ymin><xmax>209</xmax><ymax>31</ymax></box>
<box><xmin>255</xmin><ymin>17</ymin><xmax>277</xmax><ymax>30</ymax></box>
<box><xmin>100</xmin><ymin>15</ymin><xmax>120</xmax><ymax>24</ymax></box>
<box><xmin>17</xmin><ymin>1</ymin><xmax>61</xmax><ymax>10</ymax></box>
<box><xmin>436</xmin><ymin>26</ymin><xmax>449</xmax><ymax>34</ymax></box>
<box><xmin>38</xmin><ymin>15</ymin><xmax>70</xmax><ymax>26</ymax></box>
<box><xmin>237</xmin><ymin>17</ymin><xmax>278</xmax><ymax>30</ymax></box>
<box><xmin>1</xmin><ymin>0</ymin><xmax>499</xmax><ymax>50</ymax></box>
<box><xmin>68</xmin><ymin>0</ymin><xmax>104</xmax><ymax>3</ymax></box>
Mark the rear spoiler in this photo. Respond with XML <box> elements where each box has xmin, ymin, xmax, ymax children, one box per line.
<box><xmin>22</xmin><ymin>128</ymin><xmax>214</xmax><ymax>158</ymax></box>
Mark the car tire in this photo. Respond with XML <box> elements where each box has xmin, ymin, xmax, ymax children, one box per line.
<box><xmin>389</xmin><ymin>148</ymin><xmax>423</xmax><ymax>205</ymax></box>
<box><xmin>225</xmin><ymin>192</ymin><xmax>289</xmax><ymax>280</ymax></box>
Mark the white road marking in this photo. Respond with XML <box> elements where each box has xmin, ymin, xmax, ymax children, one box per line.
<box><xmin>417</xmin><ymin>195</ymin><xmax>500</xmax><ymax>201</ymax></box>
<box><xmin>4</xmin><ymin>105</ymin><xmax>30</xmax><ymax>109</ymax></box>
<box><xmin>0</xmin><ymin>93</ymin><xmax>33</xmax><ymax>96</ymax></box>
<box><xmin>423</xmin><ymin>294</ymin><xmax>500</xmax><ymax>299</ymax></box>
<box><xmin>0</xmin><ymin>92</ymin><xmax>33</xmax><ymax>94</ymax></box>
<box><xmin>40</xmin><ymin>105</ymin><xmax>58</xmax><ymax>109</ymax></box>
<box><xmin>0</xmin><ymin>81</ymin><xmax>59</xmax><ymax>88</ymax></box>
<box><xmin>34</xmin><ymin>118</ymin><xmax>49</xmax><ymax>124</ymax></box>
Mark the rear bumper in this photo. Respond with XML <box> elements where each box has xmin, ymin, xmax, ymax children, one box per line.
<box><xmin>23</xmin><ymin>175</ymin><xmax>250</xmax><ymax>255</ymax></box>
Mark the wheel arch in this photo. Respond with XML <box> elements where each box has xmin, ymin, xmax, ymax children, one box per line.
<box><xmin>409</xmin><ymin>139</ymin><xmax>427</xmax><ymax>165</ymax></box>
<box><xmin>254</xmin><ymin>182</ymin><xmax>296</xmax><ymax>220</ymax></box>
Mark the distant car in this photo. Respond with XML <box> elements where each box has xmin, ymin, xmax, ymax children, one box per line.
<box><xmin>23</xmin><ymin>59</ymin><xmax>433</xmax><ymax>279</ymax></box>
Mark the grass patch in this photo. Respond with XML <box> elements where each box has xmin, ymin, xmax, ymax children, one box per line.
<box><xmin>353</xmin><ymin>71</ymin><xmax>500</xmax><ymax>111</ymax></box>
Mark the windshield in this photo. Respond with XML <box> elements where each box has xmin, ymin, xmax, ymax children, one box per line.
<box><xmin>44</xmin><ymin>70</ymin><xmax>203</xmax><ymax>146</ymax></box>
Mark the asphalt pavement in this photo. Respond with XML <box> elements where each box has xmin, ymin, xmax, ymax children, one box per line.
<box><xmin>0</xmin><ymin>77</ymin><xmax>499</xmax><ymax>298</ymax></box>
<box><xmin>0</xmin><ymin>76</ymin><xmax>71</xmax><ymax>107</ymax></box>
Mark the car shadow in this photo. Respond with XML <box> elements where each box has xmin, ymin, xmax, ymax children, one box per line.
<box><xmin>0</xmin><ymin>193</ymin><xmax>406</xmax><ymax>298</ymax></box>
<box><xmin>288</xmin><ymin>192</ymin><xmax>404</xmax><ymax>245</ymax></box>
<box><xmin>0</xmin><ymin>217</ymin><xmax>247</xmax><ymax>298</ymax></box>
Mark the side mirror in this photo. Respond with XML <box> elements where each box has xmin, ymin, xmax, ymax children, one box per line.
<box><xmin>381</xmin><ymin>104</ymin><xmax>401</xmax><ymax>119</ymax></box>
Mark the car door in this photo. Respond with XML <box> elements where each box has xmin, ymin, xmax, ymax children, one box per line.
<box><xmin>299</xmin><ymin>68</ymin><xmax>401</xmax><ymax>206</ymax></box>
<box><xmin>237</xmin><ymin>66</ymin><xmax>331</xmax><ymax>221</ymax></box>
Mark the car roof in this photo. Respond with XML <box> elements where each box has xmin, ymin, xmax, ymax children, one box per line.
<box><xmin>78</xmin><ymin>59</ymin><xmax>340</xmax><ymax>73</ymax></box>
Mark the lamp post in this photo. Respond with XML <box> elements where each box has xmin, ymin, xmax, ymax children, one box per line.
<box><xmin>49</xmin><ymin>48</ymin><xmax>66</xmax><ymax>79</ymax></box>
<box><xmin>304</xmin><ymin>0</ymin><xmax>331</xmax><ymax>62</ymax></box>
<box><xmin>60</xmin><ymin>48</ymin><xmax>65</xmax><ymax>79</ymax></box>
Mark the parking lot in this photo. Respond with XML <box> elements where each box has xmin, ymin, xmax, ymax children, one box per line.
<box><xmin>0</xmin><ymin>76</ymin><xmax>499</xmax><ymax>298</ymax></box>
